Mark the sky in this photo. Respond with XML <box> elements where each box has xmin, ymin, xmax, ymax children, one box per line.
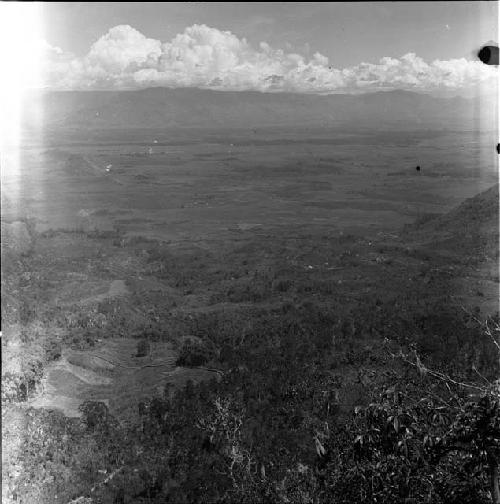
<box><xmin>2</xmin><ymin>2</ymin><xmax>499</xmax><ymax>94</ymax></box>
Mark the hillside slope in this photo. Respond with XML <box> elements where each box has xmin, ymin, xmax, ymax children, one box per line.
<box><xmin>405</xmin><ymin>183</ymin><xmax>499</xmax><ymax>260</ymax></box>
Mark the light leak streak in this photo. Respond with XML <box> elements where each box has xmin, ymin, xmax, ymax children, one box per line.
<box><xmin>0</xmin><ymin>3</ymin><xmax>46</xmax><ymax>216</ymax></box>
<box><xmin>0</xmin><ymin>8</ymin><xmax>45</xmax><ymax>498</ymax></box>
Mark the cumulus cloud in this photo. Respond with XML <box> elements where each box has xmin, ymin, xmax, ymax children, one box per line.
<box><xmin>42</xmin><ymin>24</ymin><xmax>497</xmax><ymax>94</ymax></box>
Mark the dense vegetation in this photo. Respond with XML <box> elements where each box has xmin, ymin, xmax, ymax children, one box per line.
<box><xmin>4</xmin><ymin>295</ymin><xmax>499</xmax><ymax>504</ymax></box>
<box><xmin>2</xmin><ymin>189</ymin><xmax>499</xmax><ymax>503</ymax></box>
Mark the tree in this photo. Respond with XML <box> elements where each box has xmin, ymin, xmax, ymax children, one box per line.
<box><xmin>344</xmin><ymin>315</ymin><xmax>500</xmax><ymax>503</ymax></box>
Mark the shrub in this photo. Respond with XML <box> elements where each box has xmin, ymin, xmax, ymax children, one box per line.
<box><xmin>272</xmin><ymin>278</ymin><xmax>293</xmax><ymax>292</ymax></box>
<box><xmin>2</xmin><ymin>372</ymin><xmax>25</xmax><ymax>402</ymax></box>
<box><xmin>46</xmin><ymin>340</ymin><xmax>62</xmax><ymax>361</ymax></box>
<box><xmin>1</xmin><ymin>360</ymin><xmax>43</xmax><ymax>403</ymax></box>
<box><xmin>79</xmin><ymin>400</ymin><xmax>110</xmax><ymax>431</ymax></box>
<box><xmin>176</xmin><ymin>338</ymin><xmax>213</xmax><ymax>367</ymax></box>
<box><xmin>136</xmin><ymin>339</ymin><xmax>151</xmax><ymax>357</ymax></box>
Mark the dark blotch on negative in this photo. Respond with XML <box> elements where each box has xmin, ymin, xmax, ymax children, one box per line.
<box><xmin>478</xmin><ymin>45</ymin><xmax>499</xmax><ymax>66</ymax></box>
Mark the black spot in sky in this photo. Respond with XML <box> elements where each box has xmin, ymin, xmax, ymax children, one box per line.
<box><xmin>478</xmin><ymin>44</ymin><xmax>499</xmax><ymax>66</ymax></box>
<box><xmin>416</xmin><ymin>165</ymin><xmax>421</xmax><ymax>172</ymax></box>
<box><xmin>497</xmin><ymin>143</ymin><xmax>500</xmax><ymax>155</ymax></box>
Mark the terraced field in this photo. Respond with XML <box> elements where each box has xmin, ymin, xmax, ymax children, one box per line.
<box><xmin>29</xmin><ymin>338</ymin><xmax>218</xmax><ymax>423</ymax></box>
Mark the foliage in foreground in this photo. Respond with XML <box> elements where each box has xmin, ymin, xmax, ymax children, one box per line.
<box><xmin>6</xmin><ymin>309</ymin><xmax>499</xmax><ymax>504</ymax></box>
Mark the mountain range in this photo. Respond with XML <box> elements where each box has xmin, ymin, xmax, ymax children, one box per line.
<box><xmin>21</xmin><ymin>87</ymin><xmax>497</xmax><ymax>131</ymax></box>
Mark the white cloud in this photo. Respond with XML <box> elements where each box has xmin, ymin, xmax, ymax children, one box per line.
<box><xmin>41</xmin><ymin>24</ymin><xmax>498</xmax><ymax>94</ymax></box>
<box><xmin>87</xmin><ymin>25</ymin><xmax>162</xmax><ymax>73</ymax></box>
